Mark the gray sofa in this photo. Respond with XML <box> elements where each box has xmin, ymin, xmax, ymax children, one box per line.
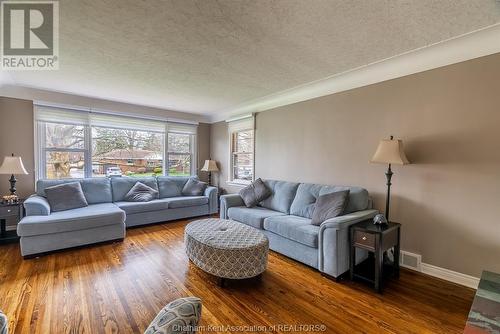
<box><xmin>18</xmin><ymin>176</ymin><xmax>218</xmax><ymax>257</ymax></box>
<box><xmin>220</xmin><ymin>180</ymin><xmax>377</xmax><ymax>278</ymax></box>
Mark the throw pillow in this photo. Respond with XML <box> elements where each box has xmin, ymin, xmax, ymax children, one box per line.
<box><xmin>239</xmin><ymin>178</ymin><xmax>272</xmax><ymax>207</ymax></box>
<box><xmin>144</xmin><ymin>297</ymin><xmax>202</xmax><ymax>334</ymax></box>
<box><xmin>124</xmin><ymin>182</ymin><xmax>159</xmax><ymax>202</ymax></box>
<box><xmin>45</xmin><ymin>182</ymin><xmax>88</xmax><ymax>212</ymax></box>
<box><xmin>310</xmin><ymin>190</ymin><xmax>350</xmax><ymax>225</ymax></box>
<box><xmin>182</xmin><ymin>178</ymin><xmax>207</xmax><ymax>196</ymax></box>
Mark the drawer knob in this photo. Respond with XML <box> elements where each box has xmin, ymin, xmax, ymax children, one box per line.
<box><xmin>362</xmin><ymin>236</ymin><xmax>367</xmax><ymax>241</ymax></box>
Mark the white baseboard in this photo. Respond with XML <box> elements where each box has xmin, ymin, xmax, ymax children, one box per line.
<box><xmin>420</xmin><ymin>263</ymin><xmax>479</xmax><ymax>289</ymax></box>
<box><xmin>398</xmin><ymin>250</ymin><xmax>479</xmax><ymax>289</ymax></box>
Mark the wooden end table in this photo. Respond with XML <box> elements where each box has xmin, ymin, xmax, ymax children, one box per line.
<box><xmin>349</xmin><ymin>219</ymin><xmax>401</xmax><ymax>293</ymax></box>
<box><xmin>0</xmin><ymin>200</ymin><xmax>24</xmax><ymax>244</ymax></box>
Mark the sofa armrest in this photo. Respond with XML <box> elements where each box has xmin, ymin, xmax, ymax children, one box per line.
<box><xmin>219</xmin><ymin>194</ymin><xmax>244</xmax><ymax>219</ymax></box>
<box><xmin>204</xmin><ymin>186</ymin><xmax>218</xmax><ymax>214</ymax></box>
<box><xmin>319</xmin><ymin>209</ymin><xmax>378</xmax><ymax>230</ymax></box>
<box><xmin>317</xmin><ymin>209</ymin><xmax>378</xmax><ymax>277</ymax></box>
<box><xmin>24</xmin><ymin>195</ymin><xmax>51</xmax><ymax>216</ymax></box>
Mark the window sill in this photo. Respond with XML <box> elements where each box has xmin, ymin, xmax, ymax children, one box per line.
<box><xmin>226</xmin><ymin>180</ymin><xmax>251</xmax><ymax>188</ymax></box>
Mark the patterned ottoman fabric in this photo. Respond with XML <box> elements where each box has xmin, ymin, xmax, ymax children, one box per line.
<box><xmin>185</xmin><ymin>218</ymin><xmax>269</xmax><ymax>279</ymax></box>
<box><xmin>144</xmin><ymin>297</ymin><xmax>202</xmax><ymax>334</ymax></box>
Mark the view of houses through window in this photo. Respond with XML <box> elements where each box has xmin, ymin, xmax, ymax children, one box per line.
<box><xmin>38</xmin><ymin>109</ymin><xmax>196</xmax><ymax>180</ymax></box>
<box><xmin>91</xmin><ymin>127</ymin><xmax>164</xmax><ymax>177</ymax></box>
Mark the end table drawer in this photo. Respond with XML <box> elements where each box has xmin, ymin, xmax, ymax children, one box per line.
<box><xmin>0</xmin><ymin>206</ymin><xmax>18</xmax><ymax>217</ymax></box>
<box><xmin>354</xmin><ymin>231</ymin><xmax>375</xmax><ymax>250</ymax></box>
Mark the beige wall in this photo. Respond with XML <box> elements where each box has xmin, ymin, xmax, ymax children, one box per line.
<box><xmin>0</xmin><ymin>85</ymin><xmax>209</xmax><ymax>123</ymax></box>
<box><xmin>211</xmin><ymin>53</ymin><xmax>500</xmax><ymax>277</ymax></box>
<box><xmin>197</xmin><ymin>123</ymin><xmax>211</xmax><ymax>182</ymax></box>
<box><xmin>0</xmin><ymin>97</ymin><xmax>35</xmax><ymax>198</ymax></box>
<box><xmin>0</xmin><ymin>97</ymin><xmax>35</xmax><ymax>229</ymax></box>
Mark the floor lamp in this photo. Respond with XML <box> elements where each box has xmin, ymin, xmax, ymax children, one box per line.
<box><xmin>201</xmin><ymin>160</ymin><xmax>219</xmax><ymax>186</ymax></box>
<box><xmin>370</xmin><ymin>136</ymin><xmax>410</xmax><ymax>221</ymax></box>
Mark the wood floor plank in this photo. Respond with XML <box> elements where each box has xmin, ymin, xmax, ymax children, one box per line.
<box><xmin>0</xmin><ymin>218</ymin><xmax>475</xmax><ymax>333</ymax></box>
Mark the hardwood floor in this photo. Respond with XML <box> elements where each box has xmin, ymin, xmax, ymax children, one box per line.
<box><xmin>0</xmin><ymin>218</ymin><xmax>474</xmax><ymax>333</ymax></box>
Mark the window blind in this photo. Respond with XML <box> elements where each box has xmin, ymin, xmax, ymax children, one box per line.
<box><xmin>226</xmin><ymin>114</ymin><xmax>254</xmax><ymax>133</ymax></box>
<box><xmin>35</xmin><ymin>103</ymin><xmax>198</xmax><ymax>135</ymax></box>
<box><xmin>90</xmin><ymin>112</ymin><xmax>166</xmax><ymax>133</ymax></box>
<box><xmin>167</xmin><ymin>122</ymin><xmax>197</xmax><ymax>135</ymax></box>
<box><xmin>35</xmin><ymin>105</ymin><xmax>90</xmax><ymax>125</ymax></box>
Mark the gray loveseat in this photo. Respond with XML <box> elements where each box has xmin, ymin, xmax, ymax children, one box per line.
<box><xmin>18</xmin><ymin>176</ymin><xmax>218</xmax><ymax>257</ymax></box>
<box><xmin>220</xmin><ymin>180</ymin><xmax>377</xmax><ymax>278</ymax></box>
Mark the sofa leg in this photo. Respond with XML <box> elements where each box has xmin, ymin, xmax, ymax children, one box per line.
<box><xmin>321</xmin><ymin>271</ymin><xmax>347</xmax><ymax>282</ymax></box>
<box><xmin>23</xmin><ymin>254</ymin><xmax>39</xmax><ymax>260</ymax></box>
<box><xmin>218</xmin><ymin>277</ymin><xmax>227</xmax><ymax>288</ymax></box>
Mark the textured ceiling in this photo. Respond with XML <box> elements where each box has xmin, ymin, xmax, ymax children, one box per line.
<box><xmin>5</xmin><ymin>0</ymin><xmax>500</xmax><ymax>116</ymax></box>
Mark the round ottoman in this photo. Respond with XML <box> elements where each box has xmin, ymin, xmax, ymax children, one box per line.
<box><xmin>185</xmin><ymin>218</ymin><xmax>269</xmax><ymax>283</ymax></box>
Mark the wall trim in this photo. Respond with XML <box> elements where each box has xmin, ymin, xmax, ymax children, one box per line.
<box><xmin>210</xmin><ymin>23</ymin><xmax>500</xmax><ymax>123</ymax></box>
<box><xmin>398</xmin><ymin>250</ymin><xmax>479</xmax><ymax>289</ymax></box>
<box><xmin>420</xmin><ymin>263</ymin><xmax>480</xmax><ymax>290</ymax></box>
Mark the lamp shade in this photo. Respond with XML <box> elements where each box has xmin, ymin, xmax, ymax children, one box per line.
<box><xmin>0</xmin><ymin>156</ymin><xmax>29</xmax><ymax>175</ymax></box>
<box><xmin>370</xmin><ymin>138</ymin><xmax>410</xmax><ymax>165</ymax></box>
<box><xmin>201</xmin><ymin>160</ymin><xmax>219</xmax><ymax>172</ymax></box>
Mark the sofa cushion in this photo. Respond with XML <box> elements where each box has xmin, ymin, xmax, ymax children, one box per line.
<box><xmin>290</xmin><ymin>183</ymin><xmax>370</xmax><ymax>217</ymax></box>
<box><xmin>157</xmin><ymin>176</ymin><xmax>192</xmax><ymax>198</ymax></box>
<box><xmin>79</xmin><ymin>178</ymin><xmax>113</xmax><ymax>204</ymax></box>
<box><xmin>227</xmin><ymin>206</ymin><xmax>285</xmax><ymax>229</ymax></box>
<box><xmin>259</xmin><ymin>180</ymin><xmax>299</xmax><ymax>214</ymax></box>
<box><xmin>124</xmin><ymin>182</ymin><xmax>159</xmax><ymax>202</ymax></box>
<box><xmin>164</xmin><ymin>196</ymin><xmax>208</xmax><ymax>209</ymax></box>
<box><xmin>36</xmin><ymin>178</ymin><xmax>113</xmax><ymax>204</ymax></box>
<box><xmin>17</xmin><ymin>203</ymin><xmax>125</xmax><ymax>237</ymax></box>
<box><xmin>45</xmin><ymin>182</ymin><xmax>88</xmax><ymax>212</ymax></box>
<box><xmin>310</xmin><ymin>190</ymin><xmax>349</xmax><ymax>225</ymax></box>
<box><xmin>182</xmin><ymin>178</ymin><xmax>207</xmax><ymax>196</ymax></box>
<box><xmin>115</xmin><ymin>199</ymin><xmax>170</xmax><ymax>215</ymax></box>
<box><xmin>263</xmin><ymin>215</ymin><xmax>319</xmax><ymax>248</ymax></box>
<box><xmin>289</xmin><ymin>183</ymin><xmax>323</xmax><ymax>218</ymax></box>
<box><xmin>239</xmin><ymin>178</ymin><xmax>272</xmax><ymax>207</ymax></box>
<box><xmin>111</xmin><ymin>177</ymin><xmax>158</xmax><ymax>202</ymax></box>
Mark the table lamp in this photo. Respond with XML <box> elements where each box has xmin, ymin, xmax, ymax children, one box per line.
<box><xmin>0</xmin><ymin>154</ymin><xmax>29</xmax><ymax>195</ymax></box>
<box><xmin>201</xmin><ymin>159</ymin><xmax>219</xmax><ymax>186</ymax></box>
<box><xmin>370</xmin><ymin>136</ymin><xmax>410</xmax><ymax>221</ymax></box>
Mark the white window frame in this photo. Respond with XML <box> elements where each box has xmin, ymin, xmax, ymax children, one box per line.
<box><xmin>165</xmin><ymin>131</ymin><xmax>197</xmax><ymax>177</ymax></box>
<box><xmin>226</xmin><ymin>115</ymin><xmax>255</xmax><ymax>187</ymax></box>
<box><xmin>34</xmin><ymin>104</ymin><xmax>198</xmax><ymax>181</ymax></box>
<box><xmin>35</xmin><ymin>120</ymin><xmax>92</xmax><ymax>180</ymax></box>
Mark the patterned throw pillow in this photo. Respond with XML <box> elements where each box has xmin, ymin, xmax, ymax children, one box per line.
<box><xmin>124</xmin><ymin>182</ymin><xmax>159</xmax><ymax>202</ymax></box>
<box><xmin>144</xmin><ymin>297</ymin><xmax>202</xmax><ymax>334</ymax></box>
<box><xmin>0</xmin><ymin>309</ymin><xmax>8</xmax><ymax>334</ymax></box>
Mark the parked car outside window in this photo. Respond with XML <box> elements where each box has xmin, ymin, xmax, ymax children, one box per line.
<box><xmin>106</xmin><ymin>167</ymin><xmax>122</xmax><ymax>177</ymax></box>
